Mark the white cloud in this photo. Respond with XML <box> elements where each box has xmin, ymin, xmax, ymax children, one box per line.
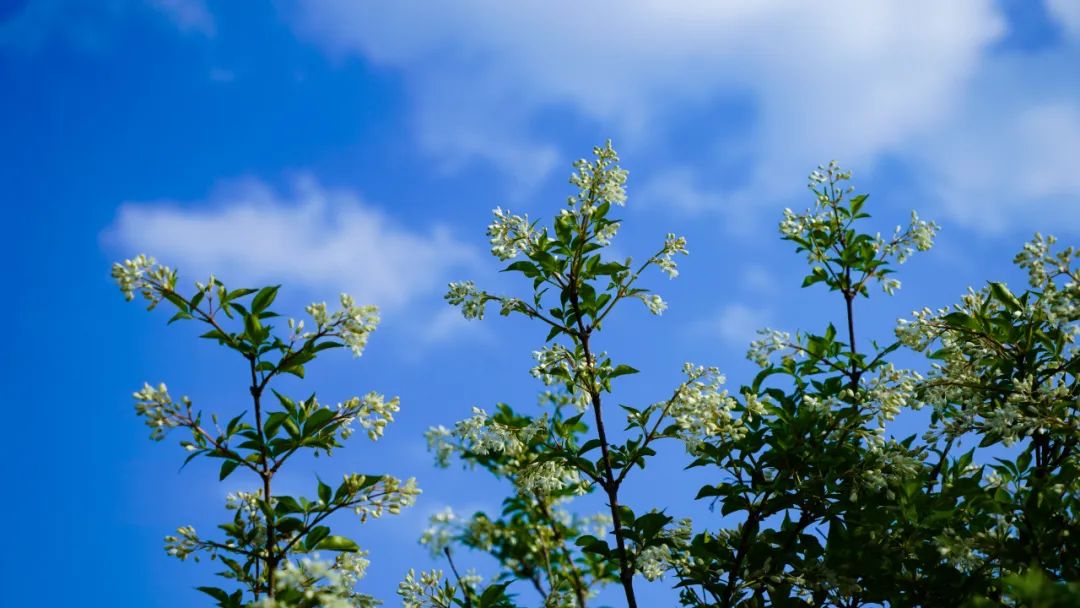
<box><xmin>739</xmin><ymin>265</ymin><xmax>779</xmax><ymax>297</ymax></box>
<box><xmin>289</xmin><ymin>1</ymin><xmax>1080</xmax><ymax>236</ymax></box>
<box><xmin>417</xmin><ymin>307</ymin><xmax>490</xmax><ymax>347</ymax></box>
<box><xmin>639</xmin><ymin>167</ymin><xmax>728</xmax><ymax>215</ymax></box>
<box><xmin>912</xmin><ymin>55</ymin><xmax>1080</xmax><ymax>233</ymax></box>
<box><xmin>1047</xmin><ymin>0</ymin><xmax>1080</xmax><ymax>39</ymax></box>
<box><xmin>695</xmin><ymin>303</ymin><xmax>770</xmax><ymax>348</ymax></box>
<box><xmin>104</xmin><ymin>175</ymin><xmax>478</xmax><ymax>311</ymax></box>
<box><xmin>288</xmin><ymin>1</ymin><xmax>1003</xmax><ymax>199</ymax></box>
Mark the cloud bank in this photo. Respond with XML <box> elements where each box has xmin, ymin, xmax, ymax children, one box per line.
<box><xmin>287</xmin><ymin>0</ymin><xmax>1080</xmax><ymax>233</ymax></box>
<box><xmin>104</xmin><ymin>176</ymin><xmax>478</xmax><ymax>311</ymax></box>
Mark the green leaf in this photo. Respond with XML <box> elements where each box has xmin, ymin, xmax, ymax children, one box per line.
<box><xmin>479</xmin><ymin>583</ymin><xmax>512</xmax><ymax>607</ymax></box>
<box><xmin>1016</xmin><ymin>449</ymin><xmax>1032</xmax><ymax>473</ymax></box>
<box><xmin>197</xmin><ymin>586</ymin><xmax>231</xmax><ymax>605</ymax></box>
<box><xmin>574</xmin><ymin>535</ymin><xmax>610</xmax><ymax>557</ymax></box>
<box><xmin>315</xmin><ymin>535</ymin><xmax>360</xmax><ymax>552</ymax></box>
<box><xmin>503</xmin><ymin>261</ymin><xmax>539</xmax><ymax>277</ymax></box>
<box><xmin>305</xmin><ymin>526</ymin><xmax>330</xmax><ymax>551</ymax></box>
<box><xmin>219</xmin><ymin>460</ymin><xmax>239</xmax><ymax>481</ymax></box>
<box><xmin>251</xmin><ymin>285</ymin><xmax>280</xmax><ymax>314</ymax></box>
<box><xmin>850</xmin><ymin>193</ymin><xmax>868</xmax><ymax>216</ymax></box>
<box><xmin>989</xmin><ymin>281</ymin><xmax>1023</xmax><ymax>312</ymax></box>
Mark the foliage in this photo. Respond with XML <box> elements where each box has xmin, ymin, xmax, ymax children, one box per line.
<box><xmin>113</xmin><ymin>258</ymin><xmax>419</xmax><ymax>607</ymax></box>
<box><xmin>116</xmin><ymin>144</ymin><xmax>1079</xmax><ymax>608</ymax></box>
<box><xmin>427</xmin><ymin>141</ymin><xmax>698</xmax><ymax>608</ymax></box>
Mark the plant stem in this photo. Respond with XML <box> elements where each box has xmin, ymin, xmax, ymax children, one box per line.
<box><xmin>842</xmin><ymin>261</ymin><xmax>864</xmax><ymax>398</ymax></box>
<box><xmin>581</xmin><ymin>332</ymin><xmax>638</xmax><ymax>608</ymax></box>
<box><xmin>249</xmin><ymin>357</ymin><xmax>276</xmax><ymax>597</ymax></box>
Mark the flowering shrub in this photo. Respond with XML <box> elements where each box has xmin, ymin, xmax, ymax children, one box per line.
<box><xmin>114</xmin><ymin>260</ymin><xmax>418</xmax><ymax>606</ymax></box>
<box><xmin>429</xmin><ymin>141</ymin><xmax>697</xmax><ymax>608</ymax></box>
<box><xmin>117</xmin><ymin>144</ymin><xmax>1079</xmax><ymax>607</ymax></box>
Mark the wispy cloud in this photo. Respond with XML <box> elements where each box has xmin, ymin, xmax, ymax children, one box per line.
<box><xmin>693</xmin><ymin>303</ymin><xmax>770</xmax><ymax>348</ymax></box>
<box><xmin>287</xmin><ymin>3</ymin><xmax>1000</xmax><ymax>200</ymax></box>
<box><xmin>1047</xmin><ymin>0</ymin><xmax>1080</xmax><ymax>38</ymax></box>
<box><xmin>286</xmin><ymin>1</ymin><xmax>1080</xmax><ymax>235</ymax></box>
<box><xmin>103</xmin><ymin>175</ymin><xmax>479</xmax><ymax>311</ymax></box>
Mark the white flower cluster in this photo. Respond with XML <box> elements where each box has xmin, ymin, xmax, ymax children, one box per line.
<box><xmin>487</xmin><ymin>207</ymin><xmax>537</xmax><ymax>260</ymax></box>
<box><xmin>1014</xmin><ymin>233</ymin><xmax>1067</xmax><ymax>289</ymax></box>
<box><xmin>338</xmin><ymin>392</ymin><xmax>400</xmax><ymax>441</ymax></box>
<box><xmin>433</xmin><ymin>407</ymin><xmax>586</xmax><ymax>495</ymax></box>
<box><xmin>164</xmin><ymin>525</ymin><xmax>200</xmax><ymax>561</ymax></box>
<box><xmin>854</xmin><ymin>438</ymin><xmax>924</xmax><ymax>500</ymax></box>
<box><xmin>747</xmin><ymin>328</ymin><xmax>793</xmax><ymax>367</ymax></box>
<box><xmin>934</xmin><ymin>528</ymin><xmax>982</xmax><ymax>573</ymax></box>
<box><xmin>531</xmin><ymin>344</ymin><xmax>577</xmax><ymax>387</ymax></box>
<box><xmin>530</xmin><ymin>347</ymin><xmax>602</xmax><ymax>410</ymax></box>
<box><xmin>779</xmin><ymin>162</ymin><xmax>848</xmax><ymax>254</ymax></box>
<box><xmin>638</xmin><ymin>293</ymin><xmax>668</xmax><ymax>315</ymax></box>
<box><xmin>807</xmin><ymin>160</ymin><xmax>851</xmax><ymax>188</ymax></box>
<box><xmin>901</xmin><ymin>211</ymin><xmax>938</xmax><ymax>261</ymax></box>
<box><xmin>595</xmin><ymin>220</ymin><xmax>620</xmax><ymax>246</ymax></box>
<box><xmin>255</xmin><ymin>553</ymin><xmax>376</xmax><ymax>608</ymax></box>
<box><xmin>1014</xmin><ymin>233</ymin><xmax>1080</xmax><ymax>327</ymax></box>
<box><xmin>223</xmin><ymin>490</ymin><xmax>268</xmax><ymax>549</ymax></box>
<box><xmin>669</xmin><ymin>364</ymin><xmax>741</xmax><ymax>452</ymax></box>
<box><xmin>783</xmin><ymin>164</ymin><xmax>938</xmax><ymax>295</ymax></box>
<box><xmin>568</xmin><ymin>140</ymin><xmax>629</xmax><ymax>213</ymax></box>
<box><xmin>345</xmin><ymin>474</ymin><xmax>421</xmax><ymax>523</ymax></box>
<box><xmin>635</xmin><ymin>518</ymin><xmax>693</xmax><ymax>580</ymax></box>
<box><xmin>863</xmin><ymin>363</ymin><xmax>924</xmax><ymax>427</ymax></box>
<box><xmin>517</xmin><ymin>459</ymin><xmax>585</xmax><ymax>495</ymax></box>
<box><xmin>398</xmin><ymin>569</ymin><xmax>456</xmax><ymax>608</ymax></box>
<box><xmin>455</xmin><ymin>407</ymin><xmax>531</xmax><ymax>455</ymax></box>
<box><xmin>425</xmin><ymin>425</ymin><xmax>455</xmax><ymax>468</ymax></box>
<box><xmin>112</xmin><ymin>254</ymin><xmax>177</xmax><ymax>307</ymax></box>
<box><xmin>636</xmin><ymin>544</ymin><xmax>672</xmax><ymax>581</ymax></box>
<box><xmin>446</xmin><ymin>281</ymin><xmax>489</xmax><ymax>320</ymax></box>
<box><xmin>418</xmin><ymin>507</ymin><xmax>457</xmax><ymax>556</ymax></box>
<box><xmin>895</xmin><ymin>242</ymin><xmax>1079</xmax><ymax>448</ymax></box>
<box><xmin>132</xmin><ymin>382</ymin><xmax>186</xmax><ymax>440</ymax></box>
<box><xmin>225</xmin><ymin>490</ymin><xmax>262</xmax><ymax>515</ymax></box>
<box><xmin>894</xmin><ymin>305</ymin><xmax>951</xmax><ymax>352</ymax></box>
<box><xmin>655</xmin><ymin>233</ymin><xmax>689</xmax><ymax>279</ymax></box>
<box><xmin>870</xmin><ymin>210</ymin><xmax>940</xmax><ymax>268</ymax></box>
<box><xmin>306</xmin><ymin>294</ymin><xmax>380</xmax><ymax>357</ymax></box>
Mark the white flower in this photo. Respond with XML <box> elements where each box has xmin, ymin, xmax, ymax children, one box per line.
<box><xmin>398</xmin><ymin>569</ymin><xmax>456</xmax><ymax>608</ymax></box>
<box><xmin>112</xmin><ymin>254</ymin><xmax>177</xmax><ymax>308</ymax></box>
<box><xmin>337</xmin><ymin>392</ymin><xmax>400</xmax><ymax>441</ymax></box>
<box><xmin>567</xmin><ymin>140</ymin><xmax>629</xmax><ymax>212</ymax></box>
<box><xmin>637</xmin><ymin>545</ymin><xmax>672</xmax><ymax>581</ymax></box>
<box><xmin>640</xmin><ymin>293</ymin><xmax>668</xmax><ymax>315</ymax></box>
<box><xmin>670</xmin><ymin>364</ymin><xmax>741</xmax><ymax>452</ymax></box>
<box><xmin>747</xmin><ymin>328</ymin><xmax>792</xmax><ymax>367</ymax></box>
<box><xmin>487</xmin><ymin>207</ymin><xmax>536</xmax><ymax>260</ymax></box>
<box><xmin>595</xmin><ymin>220</ymin><xmax>620</xmax><ymax>246</ymax></box>
<box><xmin>133</xmin><ymin>382</ymin><xmax>186</xmax><ymax>440</ymax></box>
<box><xmin>305</xmin><ymin>294</ymin><xmax>381</xmax><ymax>357</ymax></box>
<box><xmin>164</xmin><ymin>525</ymin><xmax>200</xmax><ymax>560</ymax></box>
<box><xmin>655</xmin><ymin>233</ymin><xmax>688</xmax><ymax>279</ymax></box>
<box><xmin>446</xmin><ymin>281</ymin><xmax>489</xmax><ymax>320</ymax></box>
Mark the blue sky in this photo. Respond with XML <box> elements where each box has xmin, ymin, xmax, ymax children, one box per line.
<box><xmin>2</xmin><ymin>1</ymin><xmax>1079</xmax><ymax>605</ymax></box>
